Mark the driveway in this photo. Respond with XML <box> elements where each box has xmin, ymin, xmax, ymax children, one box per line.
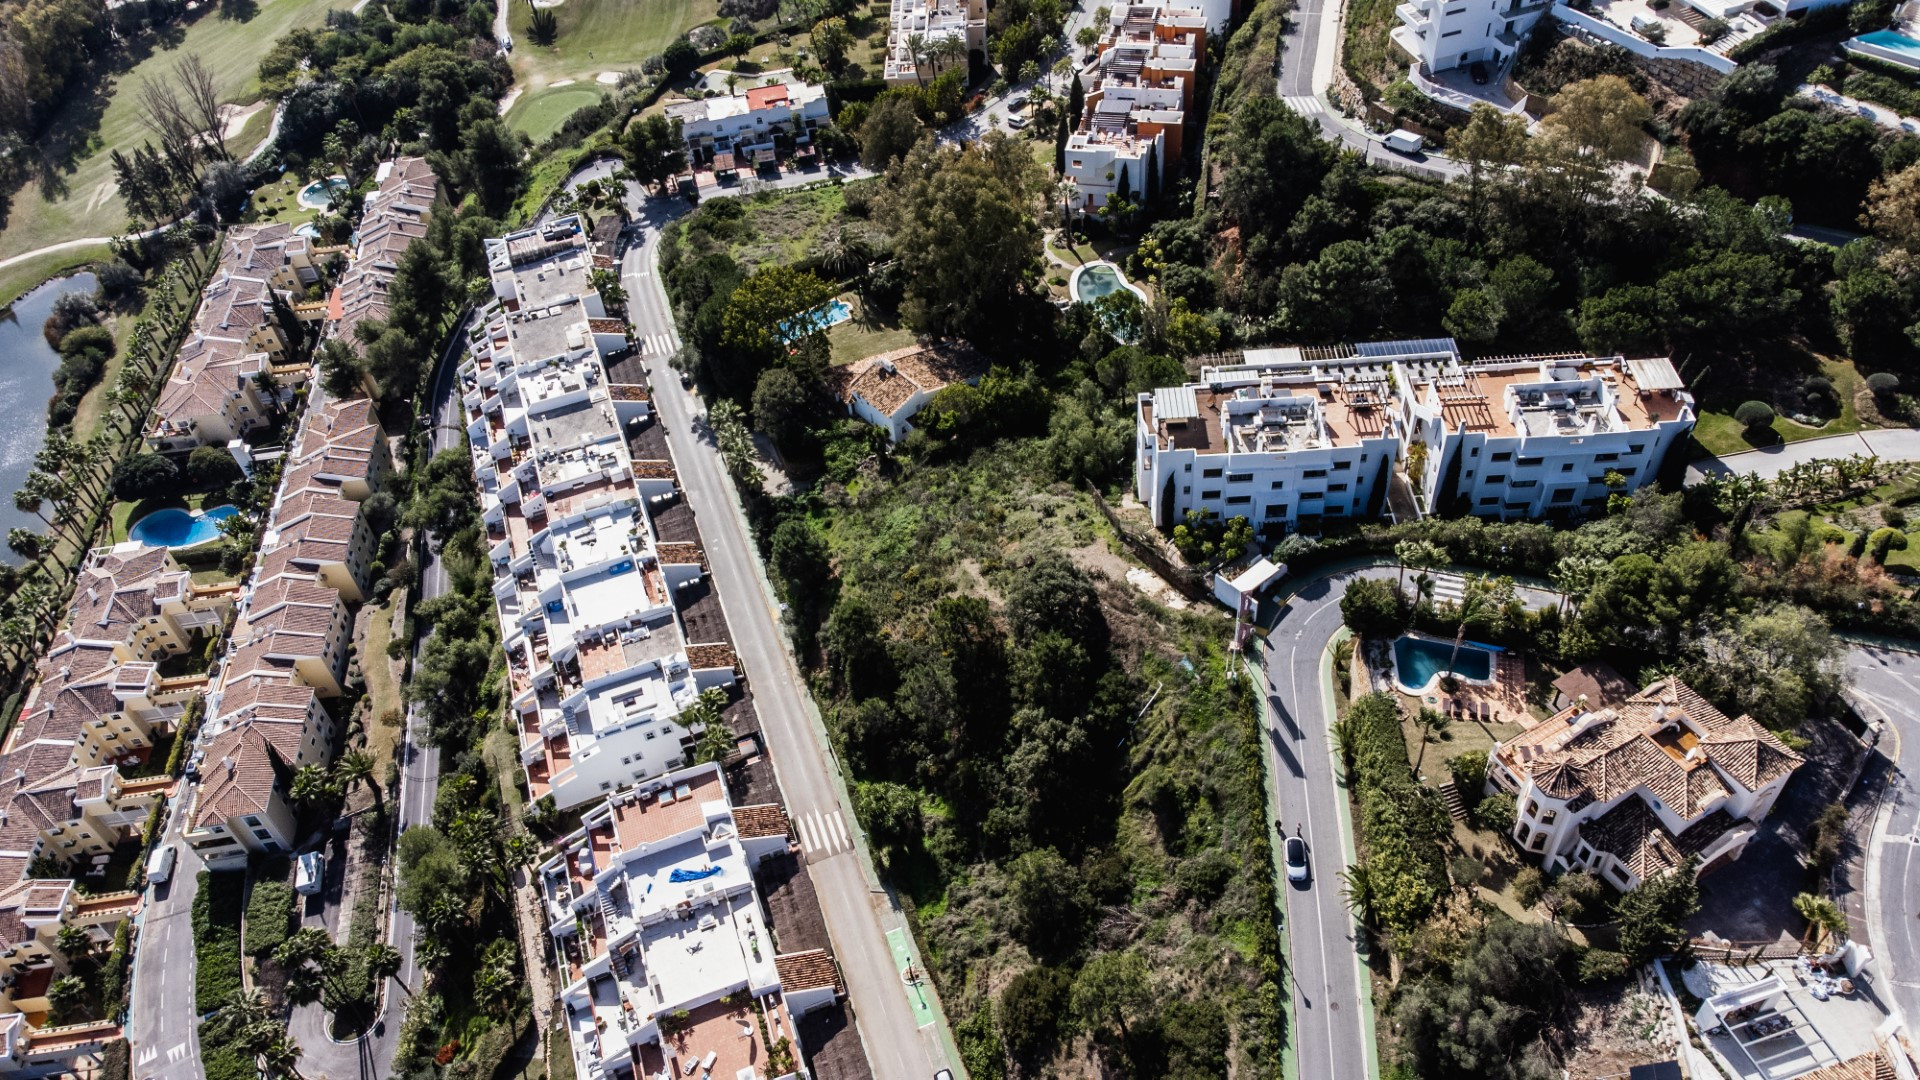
<box><xmin>1687</xmin><ymin>430</ymin><xmax>1920</xmax><ymax>483</ymax></box>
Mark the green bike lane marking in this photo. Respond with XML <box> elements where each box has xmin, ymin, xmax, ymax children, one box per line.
<box><xmin>886</xmin><ymin>927</ymin><xmax>938</xmax><ymax>1029</ymax></box>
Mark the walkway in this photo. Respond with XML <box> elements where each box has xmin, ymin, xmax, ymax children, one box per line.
<box><xmin>1686</xmin><ymin>429</ymin><xmax>1920</xmax><ymax>483</ymax></box>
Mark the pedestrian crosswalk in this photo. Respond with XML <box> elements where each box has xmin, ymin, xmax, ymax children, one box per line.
<box><xmin>639</xmin><ymin>333</ymin><xmax>676</xmax><ymax>356</ymax></box>
<box><xmin>794</xmin><ymin>808</ymin><xmax>851</xmax><ymax>856</ymax></box>
<box><xmin>1429</xmin><ymin>573</ymin><xmax>1466</xmax><ymax>604</ymax></box>
<box><xmin>1284</xmin><ymin>95</ymin><xmax>1326</xmax><ymax>116</ymax></box>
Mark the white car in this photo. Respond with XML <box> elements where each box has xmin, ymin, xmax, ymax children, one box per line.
<box><xmin>1285</xmin><ymin>835</ymin><xmax>1310</xmax><ymax>883</ymax></box>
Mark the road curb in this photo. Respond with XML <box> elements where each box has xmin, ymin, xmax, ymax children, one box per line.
<box><xmin>1316</xmin><ymin>626</ymin><xmax>1381</xmax><ymax>1080</ymax></box>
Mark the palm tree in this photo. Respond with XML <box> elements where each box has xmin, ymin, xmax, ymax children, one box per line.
<box><xmin>1445</xmin><ymin>575</ymin><xmax>1514</xmax><ymax>680</ymax></box>
<box><xmin>1395</xmin><ymin>539</ymin><xmax>1447</xmax><ymax>609</ymax></box>
<box><xmin>289</xmin><ymin>764</ymin><xmax>336</xmax><ymax>808</ymax></box>
<box><xmin>7</xmin><ymin>529</ymin><xmax>43</xmax><ymax>563</ymax></box>
<box><xmin>932</xmin><ymin>34</ymin><xmax>965</xmax><ymax>75</ymax></box>
<box><xmin>13</xmin><ymin>487</ymin><xmax>52</xmax><ymax>530</ymax></box>
<box><xmin>1339</xmin><ymin>865</ymin><xmax>1378</xmax><ymax>929</ymax></box>
<box><xmin>45</xmin><ymin>975</ymin><xmax>85</xmax><ymax>1023</ymax></box>
<box><xmin>333</xmin><ymin>751</ymin><xmax>376</xmax><ymax>805</ymax></box>
<box><xmin>366</xmin><ymin>942</ymin><xmax>403</xmax><ymax>989</ymax></box>
<box><xmin>905</xmin><ymin>33</ymin><xmax>929</xmax><ymax>85</ymax></box>
<box><xmin>204</xmin><ymin>989</ymin><xmax>275</xmax><ymax>1045</ymax></box>
<box><xmin>259</xmin><ymin>1034</ymin><xmax>304</xmax><ymax>1079</ymax></box>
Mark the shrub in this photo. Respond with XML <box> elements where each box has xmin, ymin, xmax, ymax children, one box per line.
<box><xmin>1446</xmin><ymin>751</ymin><xmax>1488</xmax><ymax>808</ymax></box>
<box><xmin>1734</xmin><ymin>400</ymin><xmax>1775</xmax><ymax>432</ymax></box>
<box><xmin>113</xmin><ymin>453</ymin><xmax>182</xmax><ymax>502</ymax></box>
<box><xmin>243</xmin><ymin>877</ymin><xmax>296</xmax><ymax>957</ymax></box>
<box><xmin>1512</xmin><ymin>866</ymin><xmax>1548</xmax><ymax>908</ymax></box>
<box><xmin>1697</xmin><ymin>16</ymin><xmax>1730</xmax><ymax>42</ymax></box>
<box><xmin>1886</xmin><ymin>507</ymin><xmax>1908</xmax><ymax>530</ymax></box>
<box><xmin>191</xmin><ymin>871</ymin><xmax>246</xmax><ymax>1012</ymax></box>
<box><xmin>1868</xmin><ymin>372</ymin><xmax>1901</xmax><ymax>395</ymax></box>
<box><xmin>1870</xmin><ymin>527</ymin><xmax>1908</xmax><ymax>561</ymax></box>
<box><xmin>1472</xmin><ymin>790</ymin><xmax>1516</xmax><ymax>834</ymax></box>
<box><xmin>1340</xmin><ymin>577</ymin><xmax>1406</xmax><ymax>638</ymax></box>
<box><xmin>1577</xmin><ymin>947</ymin><xmax>1632</xmax><ymax>983</ymax></box>
<box><xmin>1342</xmin><ymin>694</ymin><xmax>1451</xmax><ymax>932</ymax></box>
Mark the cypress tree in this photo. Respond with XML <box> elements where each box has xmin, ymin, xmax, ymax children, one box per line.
<box><xmin>1068</xmin><ymin>75</ymin><xmax>1084</xmax><ymax>129</ymax></box>
<box><xmin>1116</xmin><ymin>162</ymin><xmax>1131</xmax><ymax>203</ymax></box>
<box><xmin>1144</xmin><ymin>144</ymin><xmax>1159</xmax><ymax>205</ymax></box>
<box><xmin>1055</xmin><ymin>113</ymin><xmax>1069</xmax><ymax>175</ymax></box>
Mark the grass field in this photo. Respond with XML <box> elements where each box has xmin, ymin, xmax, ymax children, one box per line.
<box><xmin>0</xmin><ymin>243</ymin><xmax>112</xmax><ymax>309</ymax></box>
<box><xmin>0</xmin><ymin>0</ymin><xmax>350</xmax><ymax>265</ymax></box>
<box><xmin>244</xmin><ymin>171</ymin><xmax>326</xmax><ymax>227</ymax></box>
<box><xmin>506</xmin><ymin>0</ymin><xmax>724</xmax><ymax>91</ymax></box>
<box><xmin>826</xmin><ymin>296</ymin><xmax>918</xmax><ymax>364</ymax></box>
<box><xmin>1691</xmin><ymin>357</ymin><xmax>1870</xmax><ymax>458</ymax></box>
<box><xmin>505</xmin><ymin>85</ymin><xmax>612</xmax><ymax>141</ymax></box>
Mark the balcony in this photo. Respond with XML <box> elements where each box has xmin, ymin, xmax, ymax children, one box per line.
<box><xmin>1397</xmin><ymin>2</ymin><xmax>1431</xmax><ymax>27</ymax></box>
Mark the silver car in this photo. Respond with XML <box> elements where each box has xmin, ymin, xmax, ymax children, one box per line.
<box><xmin>1285</xmin><ymin>835</ymin><xmax>1309</xmax><ymax>883</ymax></box>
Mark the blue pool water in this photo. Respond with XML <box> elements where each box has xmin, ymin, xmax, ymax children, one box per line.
<box><xmin>129</xmin><ymin>505</ymin><xmax>239</xmax><ymax>548</ymax></box>
<box><xmin>1394</xmin><ymin>635</ymin><xmax>1494</xmax><ymax>690</ymax></box>
<box><xmin>298</xmin><ymin>176</ymin><xmax>351</xmax><ymax>210</ymax></box>
<box><xmin>1848</xmin><ymin>29</ymin><xmax>1920</xmax><ymax>69</ymax></box>
<box><xmin>778</xmin><ymin>300</ymin><xmax>853</xmax><ymax>342</ymax></box>
<box><xmin>1073</xmin><ymin>263</ymin><xmax>1129</xmax><ymax>302</ymax></box>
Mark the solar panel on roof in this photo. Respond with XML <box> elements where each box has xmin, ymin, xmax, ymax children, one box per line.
<box><xmin>1355</xmin><ymin>337</ymin><xmax>1459</xmax><ymax>358</ymax></box>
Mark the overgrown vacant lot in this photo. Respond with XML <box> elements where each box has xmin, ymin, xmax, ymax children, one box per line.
<box><xmin>0</xmin><ymin>0</ymin><xmax>345</xmax><ymax>269</ymax></box>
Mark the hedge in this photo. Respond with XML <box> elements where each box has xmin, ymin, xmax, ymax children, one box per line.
<box><xmin>1728</xmin><ymin>3</ymin><xmax>1847</xmax><ymax>62</ymax></box>
<box><xmin>1342</xmin><ymin>692</ymin><xmax>1452</xmax><ymax>933</ymax></box>
<box><xmin>191</xmin><ymin>870</ymin><xmax>246</xmax><ymax>1013</ymax></box>
<box><xmin>243</xmin><ymin>875</ymin><xmax>296</xmax><ymax>958</ymax></box>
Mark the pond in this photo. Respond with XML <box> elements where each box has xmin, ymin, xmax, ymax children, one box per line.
<box><xmin>0</xmin><ymin>271</ymin><xmax>97</xmax><ymax>561</ymax></box>
<box><xmin>1393</xmin><ymin>634</ymin><xmax>1496</xmax><ymax>693</ymax></box>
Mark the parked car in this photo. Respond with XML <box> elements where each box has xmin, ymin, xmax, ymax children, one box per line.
<box><xmin>1008</xmin><ymin>115</ymin><xmax>1029</xmax><ymax>129</ymax></box>
<box><xmin>1007</xmin><ymin>94</ymin><xmax>1028</xmax><ymax>110</ymax></box>
<box><xmin>296</xmin><ymin>851</ymin><xmax>324</xmax><ymax>895</ymax></box>
<box><xmin>146</xmin><ymin>844</ymin><xmax>177</xmax><ymax>886</ymax></box>
<box><xmin>1285</xmin><ymin>835</ymin><xmax>1310</xmax><ymax>882</ymax></box>
<box><xmin>1470</xmin><ymin>60</ymin><xmax>1489</xmax><ymax>85</ymax></box>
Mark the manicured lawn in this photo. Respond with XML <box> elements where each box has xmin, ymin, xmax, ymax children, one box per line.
<box><xmin>0</xmin><ymin>243</ymin><xmax>111</xmax><ymax>309</ymax></box>
<box><xmin>244</xmin><ymin>171</ymin><xmax>326</xmax><ymax>227</ymax></box>
<box><xmin>826</xmin><ymin>296</ymin><xmax>918</xmax><ymax>364</ymax></box>
<box><xmin>0</xmin><ymin>0</ymin><xmax>351</xmax><ymax>263</ymax></box>
<box><xmin>505</xmin><ymin>85</ymin><xmax>612</xmax><ymax>141</ymax></box>
<box><xmin>507</xmin><ymin>0</ymin><xmax>724</xmax><ymax>91</ymax></box>
<box><xmin>1691</xmin><ymin>357</ymin><xmax>1871</xmax><ymax>458</ymax></box>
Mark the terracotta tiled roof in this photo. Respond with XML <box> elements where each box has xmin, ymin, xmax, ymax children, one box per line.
<box><xmin>1796</xmin><ymin>1050</ymin><xmax>1898</xmax><ymax>1080</ymax></box>
<box><xmin>732</xmin><ymin>804</ymin><xmax>789</xmax><ymax>840</ymax></box>
<box><xmin>838</xmin><ymin>342</ymin><xmax>988</xmax><ymax>418</ymax></box>
<box><xmin>773</xmin><ymin>949</ymin><xmax>840</xmax><ymax>992</ymax></box>
<box><xmin>190</xmin><ymin>717</ymin><xmax>303</xmax><ymax>828</ymax></box>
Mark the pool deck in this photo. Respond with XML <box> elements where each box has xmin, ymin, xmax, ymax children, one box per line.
<box><xmin>1399</xmin><ymin>651</ymin><xmax>1534</xmax><ymax>729</ymax></box>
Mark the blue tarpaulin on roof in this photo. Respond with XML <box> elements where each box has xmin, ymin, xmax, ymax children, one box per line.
<box><xmin>668</xmin><ymin>866</ymin><xmax>722</xmax><ymax>883</ymax></box>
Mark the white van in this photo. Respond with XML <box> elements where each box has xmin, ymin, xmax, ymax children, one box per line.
<box><xmin>1383</xmin><ymin>129</ymin><xmax>1424</xmax><ymax>154</ymax></box>
<box><xmin>295</xmin><ymin>851</ymin><xmax>324</xmax><ymax>896</ymax></box>
<box><xmin>146</xmin><ymin>845</ymin><xmax>177</xmax><ymax>885</ymax></box>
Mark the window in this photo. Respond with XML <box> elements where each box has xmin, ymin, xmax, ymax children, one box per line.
<box><xmin>1490</xmin><ymin>451</ymin><xmax>1511</xmax><ymax>462</ymax></box>
<box><xmin>1612</xmin><ymin>865</ymin><xmax>1631</xmax><ymax>885</ymax></box>
<box><xmin>1552</xmin><ymin>489</ymin><xmax>1574</xmax><ymax>503</ymax></box>
<box><xmin>1301</xmin><ymin>491</ymin><xmax>1323</xmax><ymax>501</ymax></box>
<box><xmin>1227</xmin><ymin>473</ymin><xmax>1252</xmax><ymax>483</ymax></box>
<box><xmin>1530</xmin><ymin>833</ymin><xmax>1547</xmax><ymax>851</ymax></box>
<box><xmin>600</xmin><ymin>782</ymin><xmax>613</xmax><ymax>791</ymax></box>
<box><xmin>1226</xmin><ymin>495</ymin><xmax>1252</xmax><ymax>505</ymax></box>
<box><xmin>1561</xmin><ymin>462</ymin><xmax>1574</xmax><ymax>472</ymax></box>
<box><xmin>1486</xmin><ymin>474</ymin><xmax>1507</xmax><ymax>484</ymax></box>
<box><xmin>1202</xmin><ymin>467</ymin><xmax>1223</xmax><ymax>479</ymax></box>
<box><xmin>1516</xmin><ymin>456</ymin><xmax>1543</xmax><ymax>467</ymax></box>
<box><xmin>1463</xmin><ymin>471</ymin><xmax>1473</xmax><ymax>480</ymax></box>
<box><xmin>1265</xmin><ymin>506</ymin><xmax>1288</xmax><ymax>520</ymax></box>
<box><xmin>1479</xmin><ymin>496</ymin><xmax>1499</xmax><ymax>505</ymax></box>
<box><xmin>245</xmin><ymin>816</ymin><xmax>261</xmax><ymax>827</ymax></box>
<box><xmin>1328</xmin><ymin>483</ymin><xmax>1348</xmax><ymax>493</ymax></box>
<box><xmin>1333</xmin><ymin>460</ymin><xmax>1352</xmax><ymax>471</ymax></box>
<box><xmin>1526</xmin><ymin>800</ymin><xmax>1540</xmax><ymax>818</ymax></box>
<box><xmin>1516</xmin><ymin>824</ymin><xmax>1531</xmax><ymax>844</ymax></box>
<box><xmin>1183</xmin><ymin>463</ymin><xmax>1191</xmax><ymax>472</ymax></box>
<box><xmin>1594</xmin><ymin>452</ymin><xmax>1619</xmax><ymax>463</ymax></box>
<box><xmin>1628</xmin><ymin>443</ymin><xmax>1644</xmax><ymax>454</ymax></box>
<box><xmin>1201</xmin><ymin>489</ymin><xmax>1221</xmax><ymax>499</ymax></box>
<box><xmin>1327</xmin><ymin>505</ymin><xmax>1345</xmax><ymax>515</ymax></box>
<box><xmin>1511</xmin><ymin>479</ymin><xmax>1538</xmax><ymax>489</ymax></box>
<box><xmin>253</xmin><ymin>829</ymin><xmax>273</xmax><ymax>841</ymax></box>
<box><xmin>1539</xmin><ymin>810</ymin><xmax>1557</xmax><ymax>825</ymax></box>
<box><xmin>1270</xmin><ymin>480</ymin><xmax>1285</xmax><ymax>490</ymax></box>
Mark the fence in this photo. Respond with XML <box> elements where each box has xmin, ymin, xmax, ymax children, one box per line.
<box><xmin>1085</xmin><ymin>483</ymin><xmax>1212</xmax><ymax>602</ymax></box>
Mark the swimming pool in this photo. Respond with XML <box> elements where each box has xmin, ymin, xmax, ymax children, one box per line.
<box><xmin>778</xmin><ymin>299</ymin><xmax>853</xmax><ymax>342</ymax></box>
<box><xmin>298</xmin><ymin>176</ymin><xmax>351</xmax><ymax>210</ymax></box>
<box><xmin>129</xmin><ymin>505</ymin><xmax>239</xmax><ymax>548</ymax></box>
<box><xmin>1393</xmin><ymin>634</ymin><xmax>1495</xmax><ymax>693</ymax></box>
<box><xmin>1070</xmin><ymin>261</ymin><xmax>1150</xmax><ymax>305</ymax></box>
<box><xmin>1845</xmin><ymin>29</ymin><xmax>1920</xmax><ymax>72</ymax></box>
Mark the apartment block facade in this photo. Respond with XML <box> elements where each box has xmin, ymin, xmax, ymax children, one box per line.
<box><xmin>460</xmin><ymin>217</ymin><xmax>739</xmax><ymax>811</ymax></box>
<box><xmin>1390</xmin><ymin>0</ymin><xmax>1552</xmax><ymax>74</ymax></box>
<box><xmin>1065</xmin><ymin>4</ymin><xmax>1206</xmax><ymax>211</ymax></box>
<box><xmin>882</xmin><ymin>0</ymin><xmax>985</xmax><ymax>85</ymax></box>
<box><xmin>665</xmin><ymin>81</ymin><xmax>831</xmax><ymax>170</ymax></box>
<box><xmin>1135</xmin><ymin>341</ymin><xmax>1695</xmax><ymax>534</ymax></box>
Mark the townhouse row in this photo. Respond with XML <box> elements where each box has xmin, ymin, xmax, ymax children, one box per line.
<box><xmin>1135</xmin><ymin>340</ymin><xmax>1696</xmax><ymax>534</ymax></box>
<box><xmin>461</xmin><ymin>216</ymin><xmax>858</xmax><ymax>1080</ymax></box>
<box><xmin>174</xmin><ymin>158</ymin><xmax>436</xmax><ymax>868</ymax></box>
<box><xmin>1065</xmin><ymin>4</ymin><xmax>1208</xmax><ymax>212</ymax></box>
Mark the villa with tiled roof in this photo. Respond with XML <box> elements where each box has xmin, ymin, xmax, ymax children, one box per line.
<box><xmin>828</xmin><ymin>342</ymin><xmax>989</xmax><ymax>443</ymax></box>
<box><xmin>1490</xmin><ymin>678</ymin><xmax>1804</xmax><ymax>890</ymax></box>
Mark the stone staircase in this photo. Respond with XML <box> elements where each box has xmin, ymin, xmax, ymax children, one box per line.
<box><xmin>1439</xmin><ymin>780</ymin><xmax>1468</xmax><ymax>822</ymax></box>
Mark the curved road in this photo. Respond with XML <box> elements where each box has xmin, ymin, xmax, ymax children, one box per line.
<box><xmin>1843</xmin><ymin>646</ymin><xmax>1920</xmax><ymax>1035</ymax></box>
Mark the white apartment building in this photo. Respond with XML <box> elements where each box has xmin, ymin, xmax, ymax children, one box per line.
<box><xmin>1391</xmin><ymin>0</ymin><xmax>1554</xmax><ymax>74</ymax></box>
<box><xmin>665</xmin><ymin>79</ymin><xmax>831</xmax><ymax>170</ymax></box>
<box><xmin>1489</xmin><ymin>679</ymin><xmax>1802</xmax><ymax>891</ymax></box>
<box><xmin>1065</xmin><ymin>5</ymin><xmax>1206</xmax><ymax>211</ymax></box>
<box><xmin>539</xmin><ymin>762</ymin><xmax>834</xmax><ymax>1080</ymax></box>
<box><xmin>461</xmin><ymin>218</ymin><xmax>738</xmax><ymax>811</ymax></box>
<box><xmin>1135</xmin><ymin>341</ymin><xmax>1695</xmax><ymax>535</ymax></box>
<box><xmin>882</xmin><ymin>0</ymin><xmax>985</xmax><ymax>85</ymax></box>
<box><xmin>1397</xmin><ymin>352</ymin><xmax>1695</xmax><ymax>520</ymax></box>
<box><xmin>1135</xmin><ymin>353</ymin><xmax>1405</xmax><ymax>534</ymax></box>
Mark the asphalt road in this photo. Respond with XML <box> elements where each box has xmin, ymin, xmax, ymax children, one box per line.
<box><xmin>619</xmin><ymin>194</ymin><xmax>957</xmax><ymax>1079</ymax></box>
<box><xmin>1257</xmin><ymin>566</ymin><xmax>1562</xmax><ymax>1080</ymax></box>
<box><xmin>127</xmin><ymin>798</ymin><xmax>209</xmax><ymax>1078</ymax></box>
<box><xmin>1841</xmin><ymin>646</ymin><xmax>1920</xmax><ymax>1034</ymax></box>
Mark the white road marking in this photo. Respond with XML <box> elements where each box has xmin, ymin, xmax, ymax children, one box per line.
<box><xmin>1284</xmin><ymin>95</ymin><xmax>1325</xmax><ymax>115</ymax></box>
<box><xmin>167</xmin><ymin>1043</ymin><xmax>189</xmax><ymax>1063</ymax></box>
<box><xmin>827</xmin><ymin>810</ymin><xmax>849</xmax><ymax>851</ymax></box>
<box><xmin>137</xmin><ymin>1046</ymin><xmax>158</xmax><ymax>1065</ymax></box>
<box><xmin>796</xmin><ymin>813</ymin><xmax>819</xmax><ymax>852</ymax></box>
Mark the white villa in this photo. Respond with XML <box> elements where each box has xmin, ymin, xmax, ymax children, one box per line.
<box><xmin>882</xmin><ymin>0</ymin><xmax>985</xmax><ymax>85</ymax></box>
<box><xmin>460</xmin><ymin>217</ymin><xmax>740</xmax><ymax>810</ymax></box>
<box><xmin>1065</xmin><ymin>4</ymin><xmax>1207</xmax><ymax>212</ymax></box>
<box><xmin>540</xmin><ymin>762</ymin><xmax>835</xmax><ymax>1080</ymax></box>
<box><xmin>665</xmin><ymin>80</ymin><xmax>831</xmax><ymax>171</ymax></box>
<box><xmin>1490</xmin><ymin>679</ymin><xmax>1803</xmax><ymax>891</ymax></box>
